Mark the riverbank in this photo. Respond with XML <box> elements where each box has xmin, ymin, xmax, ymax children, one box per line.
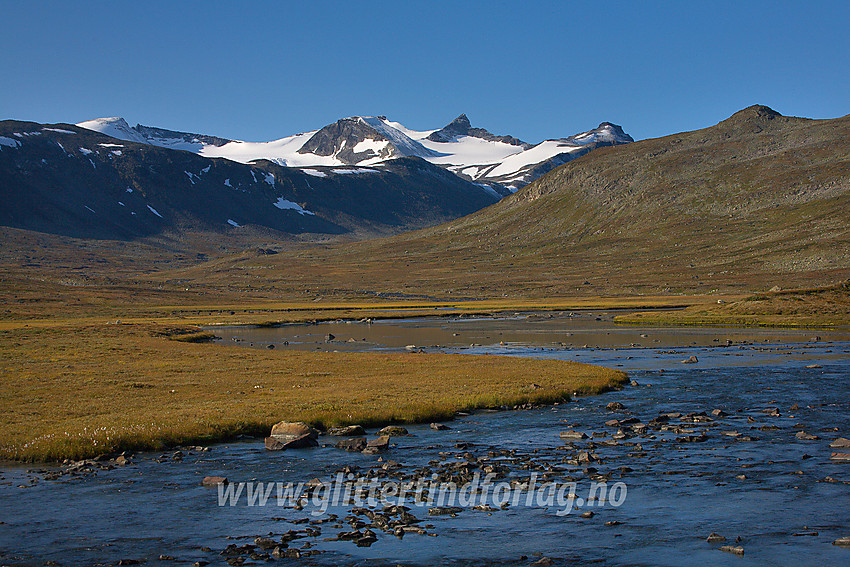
<box><xmin>0</xmin><ymin>322</ymin><xmax>627</xmax><ymax>462</ymax></box>
<box><xmin>616</xmin><ymin>282</ymin><xmax>850</xmax><ymax>328</ymax></box>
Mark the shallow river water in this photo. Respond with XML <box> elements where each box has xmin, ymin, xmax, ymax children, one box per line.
<box><xmin>2</xmin><ymin>314</ymin><xmax>849</xmax><ymax>566</ymax></box>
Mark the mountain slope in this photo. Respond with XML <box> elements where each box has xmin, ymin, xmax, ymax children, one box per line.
<box><xmin>0</xmin><ymin>121</ymin><xmax>502</xmax><ymax>241</ymax></box>
<box><xmin>77</xmin><ymin>114</ymin><xmax>632</xmax><ymax>192</ymax></box>
<box><xmin>175</xmin><ymin>106</ymin><xmax>849</xmax><ymax>299</ymax></box>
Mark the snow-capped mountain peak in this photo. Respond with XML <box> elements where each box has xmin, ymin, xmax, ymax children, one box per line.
<box><xmin>77</xmin><ymin>114</ymin><xmax>632</xmax><ymax>192</ymax></box>
<box><xmin>295</xmin><ymin>116</ymin><xmax>437</xmax><ymax>165</ymax></box>
<box><xmin>76</xmin><ymin>117</ymin><xmax>150</xmax><ymax>145</ymax></box>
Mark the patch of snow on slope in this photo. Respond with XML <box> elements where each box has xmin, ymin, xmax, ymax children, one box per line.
<box><xmin>224</xmin><ymin>178</ymin><xmax>232</xmax><ymax>187</ymax></box>
<box><xmin>227</xmin><ymin>219</ymin><xmax>241</xmax><ymax>227</ymax></box>
<box><xmin>0</xmin><ymin>136</ymin><xmax>21</xmax><ymax>148</ymax></box>
<box><xmin>273</xmin><ymin>197</ymin><xmax>315</xmax><ymax>215</ymax></box>
<box><xmin>43</xmin><ymin>128</ymin><xmax>76</xmax><ymax>134</ymax></box>
<box><xmin>111</xmin><ymin>150</ymin><xmax>122</xmax><ymax>156</ymax></box>
<box><xmin>264</xmin><ymin>172</ymin><xmax>275</xmax><ymax>186</ymax></box>
<box><xmin>146</xmin><ymin>205</ymin><xmax>163</xmax><ymax>218</ymax></box>
<box><xmin>353</xmin><ymin>138</ymin><xmax>389</xmax><ymax>155</ymax></box>
<box><xmin>185</xmin><ymin>171</ymin><xmax>197</xmax><ymax>184</ymax></box>
<box><xmin>301</xmin><ymin>169</ymin><xmax>328</xmax><ymax>178</ymax></box>
<box><xmin>359</xmin><ymin>117</ymin><xmax>438</xmax><ymax>158</ymax></box>
<box><xmin>332</xmin><ymin>168</ymin><xmax>376</xmax><ymax>175</ymax></box>
<box><xmin>78</xmin><ymin>147</ymin><xmax>93</xmax><ymax>155</ymax></box>
<box><xmin>487</xmin><ymin>140</ymin><xmax>584</xmax><ymax>178</ymax></box>
<box><xmin>77</xmin><ymin>117</ymin><xmax>149</xmax><ymax>144</ymax></box>
<box><xmin>380</xmin><ymin>119</ymin><xmax>435</xmax><ymax>141</ymax></box>
<box><xmin>420</xmin><ymin>136</ymin><xmax>523</xmax><ymax>171</ymax></box>
<box><xmin>98</xmin><ymin>143</ymin><xmax>124</xmax><ymax>148</ymax></box>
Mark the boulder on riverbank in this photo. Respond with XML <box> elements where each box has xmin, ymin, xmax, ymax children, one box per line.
<box><xmin>265</xmin><ymin>421</ymin><xmax>320</xmax><ymax>451</ymax></box>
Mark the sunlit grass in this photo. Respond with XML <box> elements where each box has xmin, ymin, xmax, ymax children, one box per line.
<box><xmin>0</xmin><ymin>322</ymin><xmax>626</xmax><ymax>462</ymax></box>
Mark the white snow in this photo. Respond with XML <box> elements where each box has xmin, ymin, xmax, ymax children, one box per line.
<box><xmin>76</xmin><ymin>117</ymin><xmax>149</xmax><ymax>144</ymax></box>
<box><xmin>226</xmin><ymin>219</ymin><xmax>241</xmax><ymax>227</ymax></box>
<box><xmin>118</xmin><ymin>201</ymin><xmax>125</xmax><ymax>206</ymax></box>
<box><xmin>358</xmin><ymin>117</ymin><xmax>437</xmax><ymax>159</ymax></box>
<box><xmin>74</xmin><ymin>114</ymin><xmax>627</xmax><ymax>190</ymax></box>
<box><xmin>85</xmin><ymin>205</ymin><xmax>96</xmax><ymax>213</ymax></box>
<box><xmin>126</xmin><ymin>187</ymin><xmax>133</xmax><ymax>193</ymax></box>
<box><xmin>331</xmin><ymin>168</ymin><xmax>376</xmax><ymax>175</ymax></box>
<box><xmin>224</xmin><ymin>178</ymin><xmax>232</xmax><ymax>187</ymax></box>
<box><xmin>352</xmin><ymin>138</ymin><xmax>389</xmax><ymax>155</ymax></box>
<box><xmin>185</xmin><ymin>171</ymin><xmax>197</xmax><ymax>184</ymax></box>
<box><xmin>421</xmin><ymin>136</ymin><xmax>522</xmax><ymax>172</ymax></box>
<box><xmin>0</xmin><ymin>136</ymin><xmax>20</xmax><ymax>148</ymax></box>
<box><xmin>111</xmin><ymin>150</ymin><xmax>122</xmax><ymax>156</ymax></box>
<box><xmin>78</xmin><ymin>147</ymin><xmax>93</xmax><ymax>155</ymax></box>
<box><xmin>146</xmin><ymin>205</ymin><xmax>163</xmax><ymax>218</ymax></box>
<box><xmin>43</xmin><ymin>128</ymin><xmax>76</xmax><ymax>134</ymax></box>
<box><xmin>273</xmin><ymin>197</ymin><xmax>315</xmax><ymax>215</ymax></box>
<box><xmin>98</xmin><ymin>143</ymin><xmax>124</xmax><ymax>148</ymax></box>
<box><xmin>486</xmin><ymin>140</ymin><xmax>583</xmax><ymax>178</ymax></box>
<box><xmin>263</xmin><ymin>172</ymin><xmax>275</xmax><ymax>186</ymax></box>
<box><xmin>201</xmin><ymin>165</ymin><xmax>211</xmax><ymax>173</ymax></box>
<box><xmin>197</xmin><ymin>132</ymin><xmax>338</xmax><ymax>166</ymax></box>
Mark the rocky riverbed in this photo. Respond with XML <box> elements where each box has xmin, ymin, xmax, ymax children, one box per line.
<box><xmin>1</xmin><ymin>328</ymin><xmax>849</xmax><ymax>566</ymax></box>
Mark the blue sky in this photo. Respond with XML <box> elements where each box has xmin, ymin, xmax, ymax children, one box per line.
<box><xmin>2</xmin><ymin>1</ymin><xmax>848</xmax><ymax>143</ymax></box>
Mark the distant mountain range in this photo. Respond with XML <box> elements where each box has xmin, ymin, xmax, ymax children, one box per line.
<box><xmin>77</xmin><ymin>114</ymin><xmax>633</xmax><ymax>192</ymax></box>
<box><xmin>182</xmin><ymin>105</ymin><xmax>848</xmax><ymax>298</ymax></box>
<box><xmin>0</xmin><ymin>113</ymin><xmax>631</xmax><ymax>242</ymax></box>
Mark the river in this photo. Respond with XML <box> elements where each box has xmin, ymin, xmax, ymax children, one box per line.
<box><xmin>1</xmin><ymin>313</ymin><xmax>849</xmax><ymax>566</ymax></box>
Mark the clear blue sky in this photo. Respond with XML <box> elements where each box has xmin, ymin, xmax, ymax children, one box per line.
<box><xmin>3</xmin><ymin>1</ymin><xmax>848</xmax><ymax>143</ymax></box>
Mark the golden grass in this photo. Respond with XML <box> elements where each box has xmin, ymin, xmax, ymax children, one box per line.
<box><xmin>616</xmin><ymin>282</ymin><xmax>850</xmax><ymax>327</ymax></box>
<box><xmin>0</xmin><ymin>322</ymin><xmax>627</xmax><ymax>462</ymax></box>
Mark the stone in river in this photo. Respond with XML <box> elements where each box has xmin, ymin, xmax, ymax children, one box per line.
<box><xmin>254</xmin><ymin>537</ymin><xmax>278</xmax><ymax>550</ymax></box>
<box><xmin>706</xmin><ymin>533</ymin><xmax>726</xmax><ymax>543</ymax></box>
<box><xmin>606</xmin><ymin>402</ymin><xmax>626</xmax><ymax>411</ymax></box>
<box><xmin>830</xmin><ymin>453</ymin><xmax>850</xmax><ymax>462</ymax></box>
<box><xmin>327</xmin><ymin>425</ymin><xmax>366</xmax><ymax>436</ymax></box>
<box><xmin>681</xmin><ymin>355</ymin><xmax>698</xmax><ymax>364</ymax></box>
<box><xmin>362</xmin><ymin>435</ymin><xmax>390</xmax><ymax>454</ymax></box>
<box><xmin>428</xmin><ymin>506</ymin><xmax>463</xmax><ymax>516</ymax></box>
<box><xmin>201</xmin><ymin>476</ymin><xmax>228</xmax><ymax>486</ymax></box>
<box><xmin>378</xmin><ymin>425</ymin><xmax>409</xmax><ymax>436</ymax></box>
<box><xmin>265</xmin><ymin>433</ymin><xmax>318</xmax><ymax>451</ymax></box>
<box><xmin>430</xmin><ymin>423</ymin><xmax>451</xmax><ymax>430</ymax></box>
<box><xmin>833</xmin><ymin>536</ymin><xmax>850</xmax><ymax>546</ymax></box>
<box><xmin>336</xmin><ymin>437</ymin><xmax>368</xmax><ymax>452</ymax></box>
<box><xmin>559</xmin><ymin>430</ymin><xmax>588</xmax><ymax>440</ymax></box>
<box><xmin>795</xmin><ymin>431</ymin><xmax>819</xmax><ymax>440</ymax></box>
<box><xmin>829</xmin><ymin>437</ymin><xmax>850</xmax><ymax>448</ymax></box>
<box><xmin>719</xmin><ymin>545</ymin><xmax>744</xmax><ymax>555</ymax></box>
